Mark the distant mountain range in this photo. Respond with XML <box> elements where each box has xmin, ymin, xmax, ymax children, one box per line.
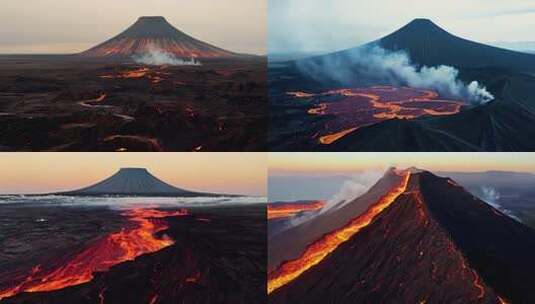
<box><xmin>490</xmin><ymin>41</ymin><xmax>535</xmax><ymax>54</ymax></box>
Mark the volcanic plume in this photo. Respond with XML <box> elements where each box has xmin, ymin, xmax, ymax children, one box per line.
<box><xmin>268</xmin><ymin>168</ymin><xmax>535</xmax><ymax>303</ymax></box>
<box><xmin>81</xmin><ymin>16</ymin><xmax>238</xmax><ymax>59</ymax></box>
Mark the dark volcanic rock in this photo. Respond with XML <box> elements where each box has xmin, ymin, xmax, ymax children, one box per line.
<box><xmin>269</xmin><ymin>171</ymin><xmax>535</xmax><ymax>303</ymax></box>
<box><xmin>2</xmin><ymin>206</ymin><xmax>266</xmax><ymax>304</ymax></box>
<box><xmin>268</xmin><ymin>168</ymin><xmax>403</xmax><ymax>271</ymax></box>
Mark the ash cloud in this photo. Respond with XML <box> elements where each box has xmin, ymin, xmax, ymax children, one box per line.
<box><xmin>133</xmin><ymin>45</ymin><xmax>202</xmax><ymax>66</ymax></box>
<box><xmin>297</xmin><ymin>45</ymin><xmax>494</xmax><ymax>104</ymax></box>
<box><xmin>480</xmin><ymin>186</ymin><xmax>521</xmax><ymax>222</ymax></box>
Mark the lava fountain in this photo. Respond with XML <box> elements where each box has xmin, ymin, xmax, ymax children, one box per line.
<box><xmin>267</xmin><ymin>170</ymin><xmax>411</xmax><ymax>294</ymax></box>
<box><xmin>268</xmin><ymin>201</ymin><xmax>326</xmax><ymax>220</ymax></box>
<box><xmin>0</xmin><ymin>208</ymin><xmax>188</xmax><ymax>300</ymax></box>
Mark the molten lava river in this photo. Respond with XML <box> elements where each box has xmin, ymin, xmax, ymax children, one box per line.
<box><xmin>288</xmin><ymin>86</ymin><xmax>465</xmax><ymax>144</ymax></box>
<box><xmin>267</xmin><ymin>170</ymin><xmax>411</xmax><ymax>294</ymax></box>
<box><xmin>0</xmin><ymin>208</ymin><xmax>188</xmax><ymax>300</ymax></box>
<box><xmin>268</xmin><ymin>201</ymin><xmax>326</xmax><ymax>220</ymax></box>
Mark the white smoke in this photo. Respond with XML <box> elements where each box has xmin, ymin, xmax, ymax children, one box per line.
<box><xmin>133</xmin><ymin>45</ymin><xmax>202</xmax><ymax>66</ymax></box>
<box><xmin>480</xmin><ymin>186</ymin><xmax>521</xmax><ymax>222</ymax></box>
<box><xmin>321</xmin><ymin>170</ymin><xmax>383</xmax><ymax>214</ymax></box>
<box><xmin>297</xmin><ymin>45</ymin><xmax>494</xmax><ymax>105</ymax></box>
<box><xmin>270</xmin><ymin>170</ymin><xmax>383</xmax><ymax>233</ymax></box>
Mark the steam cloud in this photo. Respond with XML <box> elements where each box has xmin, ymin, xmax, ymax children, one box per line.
<box><xmin>322</xmin><ymin>170</ymin><xmax>383</xmax><ymax>214</ymax></box>
<box><xmin>297</xmin><ymin>45</ymin><xmax>494</xmax><ymax>104</ymax></box>
<box><xmin>133</xmin><ymin>45</ymin><xmax>202</xmax><ymax>66</ymax></box>
<box><xmin>480</xmin><ymin>186</ymin><xmax>521</xmax><ymax>222</ymax></box>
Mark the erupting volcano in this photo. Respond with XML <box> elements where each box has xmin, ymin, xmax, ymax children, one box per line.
<box><xmin>81</xmin><ymin>16</ymin><xmax>238</xmax><ymax>59</ymax></box>
<box><xmin>269</xmin><ymin>18</ymin><xmax>535</xmax><ymax>151</ymax></box>
<box><xmin>290</xmin><ymin>86</ymin><xmax>464</xmax><ymax>144</ymax></box>
<box><xmin>268</xmin><ymin>168</ymin><xmax>535</xmax><ymax>303</ymax></box>
<box><xmin>0</xmin><ymin>208</ymin><xmax>188</xmax><ymax>301</ymax></box>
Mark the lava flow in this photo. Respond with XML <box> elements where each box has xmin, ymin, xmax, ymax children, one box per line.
<box><xmin>100</xmin><ymin>66</ymin><xmax>172</xmax><ymax>85</ymax></box>
<box><xmin>288</xmin><ymin>86</ymin><xmax>465</xmax><ymax>144</ymax></box>
<box><xmin>267</xmin><ymin>170</ymin><xmax>411</xmax><ymax>294</ymax></box>
<box><xmin>0</xmin><ymin>208</ymin><xmax>188</xmax><ymax>300</ymax></box>
<box><xmin>268</xmin><ymin>201</ymin><xmax>326</xmax><ymax>220</ymax></box>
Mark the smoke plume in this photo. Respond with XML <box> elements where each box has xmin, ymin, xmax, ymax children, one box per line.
<box><xmin>321</xmin><ymin>170</ymin><xmax>383</xmax><ymax>214</ymax></box>
<box><xmin>480</xmin><ymin>186</ymin><xmax>521</xmax><ymax>222</ymax></box>
<box><xmin>297</xmin><ymin>45</ymin><xmax>494</xmax><ymax>104</ymax></box>
<box><xmin>133</xmin><ymin>45</ymin><xmax>202</xmax><ymax>66</ymax></box>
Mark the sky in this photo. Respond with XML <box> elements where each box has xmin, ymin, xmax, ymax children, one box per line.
<box><xmin>269</xmin><ymin>152</ymin><xmax>535</xmax><ymax>201</ymax></box>
<box><xmin>0</xmin><ymin>0</ymin><xmax>266</xmax><ymax>54</ymax></box>
<box><xmin>269</xmin><ymin>153</ymin><xmax>535</xmax><ymax>176</ymax></box>
<box><xmin>269</xmin><ymin>0</ymin><xmax>535</xmax><ymax>54</ymax></box>
<box><xmin>0</xmin><ymin>153</ymin><xmax>267</xmax><ymax>196</ymax></box>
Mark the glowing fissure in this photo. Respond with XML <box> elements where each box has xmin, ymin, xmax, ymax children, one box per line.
<box><xmin>267</xmin><ymin>171</ymin><xmax>411</xmax><ymax>294</ymax></box>
<box><xmin>267</xmin><ymin>201</ymin><xmax>326</xmax><ymax>220</ymax></box>
<box><xmin>100</xmin><ymin>66</ymin><xmax>172</xmax><ymax>86</ymax></box>
<box><xmin>0</xmin><ymin>208</ymin><xmax>188</xmax><ymax>300</ymax></box>
<box><xmin>412</xmin><ymin>188</ymin><xmax>491</xmax><ymax>302</ymax></box>
<box><xmin>85</xmin><ymin>37</ymin><xmax>233</xmax><ymax>59</ymax></box>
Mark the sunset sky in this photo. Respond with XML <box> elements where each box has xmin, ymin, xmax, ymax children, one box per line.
<box><xmin>269</xmin><ymin>153</ymin><xmax>535</xmax><ymax>176</ymax></box>
<box><xmin>0</xmin><ymin>0</ymin><xmax>266</xmax><ymax>54</ymax></box>
<box><xmin>270</xmin><ymin>0</ymin><xmax>535</xmax><ymax>54</ymax></box>
<box><xmin>0</xmin><ymin>153</ymin><xmax>267</xmax><ymax>196</ymax></box>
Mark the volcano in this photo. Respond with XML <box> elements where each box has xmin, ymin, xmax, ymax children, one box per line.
<box><xmin>57</xmin><ymin>168</ymin><xmax>215</xmax><ymax>197</ymax></box>
<box><xmin>268</xmin><ymin>168</ymin><xmax>535</xmax><ymax>303</ymax></box>
<box><xmin>338</xmin><ymin>18</ymin><xmax>535</xmax><ymax>70</ymax></box>
<box><xmin>81</xmin><ymin>16</ymin><xmax>238</xmax><ymax>59</ymax></box>
<box><xmin>269</xmin><ymin>18</ymin><xmax>535</xmax><ymax>151</ymax></box>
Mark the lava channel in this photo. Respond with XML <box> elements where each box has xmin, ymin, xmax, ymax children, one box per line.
<box><xmin>287</xmin><ymin>86</ymin><xmax>465</xmax><ymax>144</ymax></box>
<box><xmin>268</xmin><ymin>201</ymin><xmax>326</xmax><ymax>220</ymax></box>
<box><xmin>0</xmin><ymin>208</ymin><xmax>188</xmax><ymax>300</ymax></box>
<box><xmin>267</xmin><ymin>170</ymin><xmax>411</xmax><ymax>294</ymax></box>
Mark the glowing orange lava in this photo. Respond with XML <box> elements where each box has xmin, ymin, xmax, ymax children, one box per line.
<box><xmin>287</xmin><ymin>91</ymin><xmax>315</xmax><ymax>98</ymax></box>
<box><xmin>267</xmin><ymin>171</ymin><xmax>411</xmax><ymax>294</ymax></box>
<box><xmin>99</xmin><ymin>66</ymin><xmax>171</xmax><ymax>86</ymax></box>
<box><xmin>267</xmin><ymin>201</ymin><xmax>326</xmax><ymax>220</ymax></box>
<box><xmin>0</xmin><ymin>208</ymin><xmax>188</xmax><ymax>300</ymax></box>
<box><xmin>319</xmin><ymin>128</ymin><xmax>358</xmax><ymax>145</ymax></box>
<box><xmin>291</xmin><ymin>86</ymin><xmax>465</xmax><ymax>144</ymax></box>
<box><xmin>84</xmin><ymin>37</ymin><xmax>234</xmax><ymax>59</ymax></box>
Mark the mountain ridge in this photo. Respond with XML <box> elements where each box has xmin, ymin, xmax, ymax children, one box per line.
<box><xmin>269</xmin><ymin>170</ymin><xmax>535</xmax><ymax>303</ymax></box>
